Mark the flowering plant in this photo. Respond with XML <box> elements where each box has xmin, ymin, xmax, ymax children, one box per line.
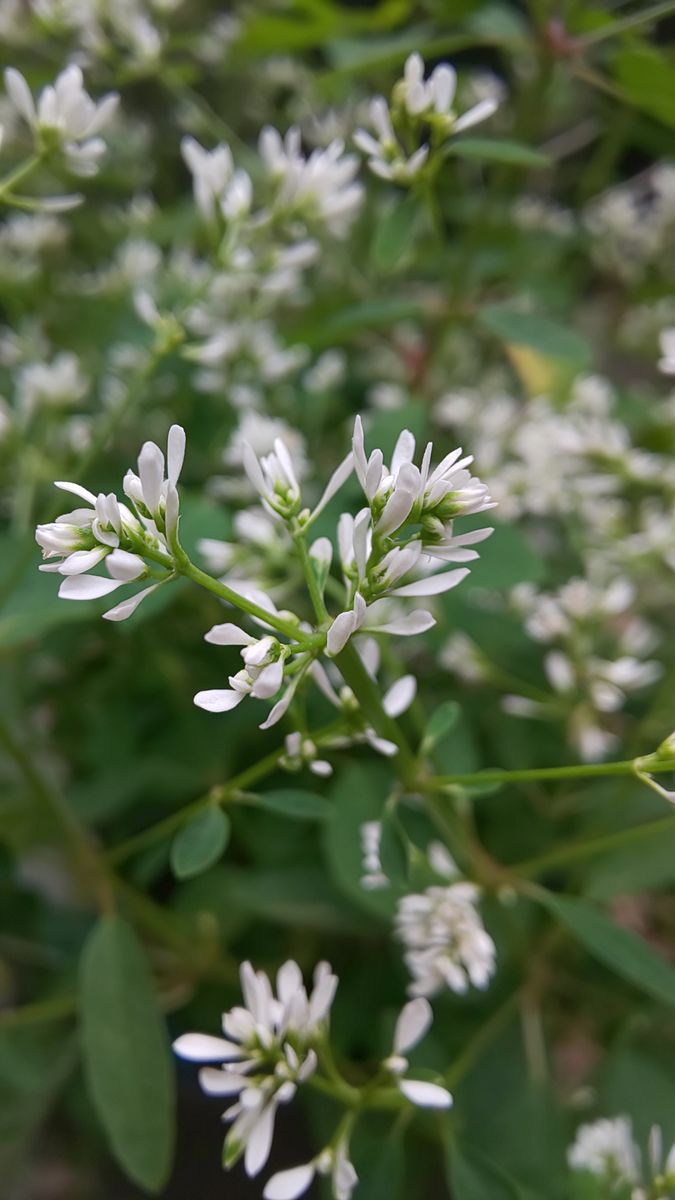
<box><xmin>2</xmin><ymin>4</ymin><xmax>675</xmax><ymax>1199</ymax></box>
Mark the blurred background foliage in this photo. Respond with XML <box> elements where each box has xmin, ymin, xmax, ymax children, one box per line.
<box><xmin>1</xmin><ymin>0</ymin><xmax>675</xmax><ymax>1197</ymax></box>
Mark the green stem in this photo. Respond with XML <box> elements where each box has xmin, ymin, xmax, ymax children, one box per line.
<box><xmin>0</xmin><ymin>154</ymin><xmax>43</xmax><ymax>203</ymax></box>
<box><xmin>178</xmin><ymin>552</ymin><xmax>323</xmax><ymax>646</ymax></box>
<box><xmin>513</xmin><ymin>812</ymin><xmax>675</xmax><ymax>878</ymax></box>
<box><xmin>428</xmin><ymin>757</ymin><xmax>675</xmax><ymax>791</ymax></box>
<box><xmin>579</xmin><ymin>0</ymin><xmax>675</xmax><ymax>46</ymax></box>
<box><xmin>333</xmin><ymin>641</ymin><xmax>418</xmax><ymax>789</ymax></box>
<box><xmin>292</xmin><ymin>529</ymin><xmax>330</xmax><ymax>622</ymax></box>
<box><xmin>0</xmin><ymin>993</ymin><xmax>76</xmax><ymax>1029</ymax></box>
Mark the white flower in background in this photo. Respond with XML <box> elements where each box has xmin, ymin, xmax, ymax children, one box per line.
<box><xmin>355</xmin><ymin>53</ymin><xmax>499</xmax><ymax>183</ymax></box>
<box><xmin>384</xmin><ymin>997</ymin><xmax>453</xmax><ymax>1109</ymax></box>
<box><xmin>507</xmin><ymin>576</ymin><xmax>662</xmax><ymax>761</ymax></box>
<box><xmin>16</xmin><ymin>351</ymin><xmax>87</xmax><ymax>417</ymax></box>
<box><xmin>259</xmin><ymin>126</ymin><xmax>363</xmax><ymax>236</ymax></box>
<box><xmin>658</xmin><ymin>328</ymin><xmax>675</xmax><ymax>375</ymax></box>
<box><xmin>303</xmin><ymin>349</ymin><xmax>346</xmax><ymax>394</ymax></box>
<box><xmin>280</xmin><ymin>732</ymin><xmax>332</xmax><ymax>778</ymax></box>
<box><xmin>174</xmin><ymin>960</ymin><xmax>337</xmax><ymax>1178</ymax></box>
<box><xmin>395</xmin><ymin>53</ymin><xmax>499</xmax><ymax>133</ymax></box>
<box><xmin>354</xmin><ymin>97</ymin><xmax>429</xmax><ymax>184</ymax></box>
<box><xmin>181</xmin><ymin>135</ymin><xmax>252</xmax><ymax>223</ymax></box>
<box><xmin>568</xmin><ymin>1116</ymin><xmax>641</xmax><ymax>1185</ymax></box>
<box><xmin>35</xmin><ymin>425</ymin><xmax>185</xmax><ymax>621</ymax></box>
<box><xmin>396</xmin><ymin>883</ymin><xmax>496</xmax><ymax>997</ymax></box>
<box><xmin>360</xmin><ymin>819</ymin><xmax>388</xmax><ymax>890</ymax></box>
<box><xmin>5</xmin><ymin>64</ymin><xmax>118</xmax><ymax>176</ymax></box>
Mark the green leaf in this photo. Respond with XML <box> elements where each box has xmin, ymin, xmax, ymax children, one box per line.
<box><xmin>448</xmin><ymin>1143</ymin><xmax>536</xmax><ymax>1198</ymax></box>
<box><xmin>421</xmin><ymin>701</ymin><xmax>461</xmax><ymax>755</ymax></box>
<box><xmin>534</xmin><ymin>890</ymin><xmax>675</xmax><ymax>1008</ymax></box>
<box><xmin>371</xmin><ymin>196</ymin><xmax>418</xmax><ymax>272</ymax></box>
<box><xmin>248</xmin><ymin>788</ymin><xmax>332</xmax><ymax>821</ymax></box>
<box><xmin>173</xmin><ymin>864</ymin><xmax>365</xmax><ymax>934</ymax></box>
<box><xmin>79</xmin><ymin>916</ymin><xmax>175</xmax><ymax>1192</ymax></box>
<box><xmin>613</xmin><ymin>44</ymin><xmax>675</xmax><ymax>129</ymax></box>
<box><xmin>448</xmin><ymin>137</ymin><xmax>551</xmax><ymax>168</ymax></box>
<box><xmin>479</xmin><ymin>306</ymin><xmax>592</xmax><ymax>368</ymax></box>
<box><xmin>170</xmin><ymin>807</ymin><xmax>230</xmax><ymax>879</ymax></box>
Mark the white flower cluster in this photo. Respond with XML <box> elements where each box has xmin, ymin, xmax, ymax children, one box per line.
<box><xmin>568</xmin><ymin>1116</ymin><xmax>675</xmax><ymax>1198</ymax></box>
<box><xmin>173</xmin><ymin>130</ymin><xmax>360</xmax><ymax>401</ymax></box>
<box><xmin>0</xmin><ymin>0</ymin><xmax>184</xmax><ymax>66</ymax></box>
<box><xmin>434</xmin><ymin>373</ymin><xmax>675</xmax><ymax>531</ymax></box>
<box><xmin>396</xmin><ymin>882</ymin><xmax>496</xmax><ymax>998</ymax></box>
<box><xmin>507</xmin><ymin>577</ymin><xmax>661</xmax><ymax>761</ymax></box>
<box><xmin>326</xmin><ymin>416</ymin><xmax>494</xmax><ymax>656</ymax></box>
<box><xmin>182</xmin><ymin>124</ymin><xmax>362</xmax><ymax>238</ymax></box>
<box><xmin>35</xmin><ymin>425</ymin><xmax>185</xmax><ymax>621</ymax></box>
<box><xmin>355</xmin><ymin>53</ymin><xmax>500</xmax><ymax>184</ymax></box>
<box><xmin>174</xmin><ymin>960</ymin><xmax>451</xmax><ymax>1199</ymax></box>
<box><xmin>585</xmin><ymin>164</ymin><xmax>675</xmax><ymax>283</ymax></box>
<box><xmin>4</xmin><ymin>64</ymin><xmax>118</xmax><ymax>185</ymax></box>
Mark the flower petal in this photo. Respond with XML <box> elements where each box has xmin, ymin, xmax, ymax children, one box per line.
<box><xmin>263</xmin><ymin>1164</ymin><xmax>316</xmax><ymax>1200</ymax></box>
<box><xmin>399</xmin><ymin>1079</ymin><xmax>453</xmax><ymax>1108</ymax></box>
<box><xmin>205</xmin><ymin>623</ymin><xmax>256</xmax><ymax>647</ymax></box>
<box><xmin>391</xmin><ymin>568</ymin><xmax>469</xmax><ymax>597</ymax></box>
<box><xmin>244</xmin><ymin>1103</ymin><xmax>277</xmax><ymax>1177</ymax></box>
<box><xmin>58</xmin><ymin>575</ymin><xmax>123</xmax><ymax>600</ymax></box>
<box><xmin>102</xmin><ymin>584</ymin><xmax>159</xmax><ymax>622</ymax></box>
<box><xmin>394</xmin><ymin>998</ymin><xmax>432</xmax><ymax>1054</ymax></box>
<box><xmin>194</xmin><ymin>689</ymin><xmax>246</xmax><ymax>712</ymax></box>
<box><xmin>173</xmin><ymin>1033</ymin><xmax>240</xmax><ymax>1061</ymax></box>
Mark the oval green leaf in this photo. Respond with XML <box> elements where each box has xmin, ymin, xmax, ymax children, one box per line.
<box><xmin>79</xmin><ymin>916</ymin><xmax>175</xmax><ymax>1193</ymax></box>
<box><xmin>250</xmin><ymin>789</ymin><xmax>332</xmax><ymax>820</ymax></box>
<box><xmin>170</xmin><ymin>807</ymin><xmax>230</xmax><ymax>880</ymax></box>
<box><xmin>448</xmin><ymin>137</ymin><xmax>551</xmax><ymax>168</ymax></box>
<box><xmin>535</xmin><ymin>890</ymin><xmax>675</xmax><ymax>1008</ymax></box>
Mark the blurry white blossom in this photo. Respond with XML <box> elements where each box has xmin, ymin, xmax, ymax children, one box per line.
<box><xmin>5</xmin><ymin>64</ymin><xmax>118</xmax><ymax>177</ymax></box>
<box><xmin>355</xmin><ymin>53</ymin><xmax>500</xmax><ymax>184</ymax></box>
<box><xmin>396</xmin><ymin>883</ymin><xmax>496</xmax><ymax>997</ymax></box>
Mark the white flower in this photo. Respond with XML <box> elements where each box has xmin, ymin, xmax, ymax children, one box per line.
<box><xmin>195</xmin><ymin>620</ymin><xmax>300</xmax><ymax>727</ymax></box>
<box><xmin>181</xmin><ymin>135</ymin><xmax>252</xmax><ymax>223</ymax></box>
<box><xmin>259</xmin><ymin>126</ymin><xmax>363</xmax><ymax>237</ymax></box>
<box><xmin>264</xmin><ymin>1140</ymin><xmax>358</xmax><ymax>1200</ymax></box>
<box><xmin>396</xmin><ymin>883</ymin><xmax>496</xmax><ymax>997</ymax></box>
<box><xmin>174</xmin><ymin>960</ymin><xmax>338</xmax><ymax>1177</ymax></box>
<box><xmin>354</xmin><ymin>97</ymin><xmax>429</xmax><ymax>184</ymax></box>
<box><xmin>383</xmin><ymin>997</ymin><xmax>453</xmax><ymax>1110</ymax></box>
<box><xmin>658</xmin><ymin>328</ymin><xmax>675</xmax><ymax>375</ymax></box>
<box><xmin>16</xmin><ymin>352</ymin><xmax>87</xmax><ymax>417</ymax></box>
<box><xmin>568</xmin><ymin>1116</ymin><xmax>641</xmax><ymax>1184</ymax></box>
<box><xmin>281</xmin><ymin>732</ymin><xmax>332</xmax><ymax>778</ymax></box>
<box><xmin>35</xmin><ymin>425</ymin><xmax>185</xmax><ymax>621</ymax></box>
<box><xmin>122</xmin><ymin>422</ymin><xmax>185</xmax><ymax>538</ymax></box>
<box><xmin>5</xmin><ymin>64</ymin><xmax>118</xmax><ymax>176</ymax></box>
<box><xmin>243</xmin><ymin>434</ymin><xmax>353</xmax><ymax>525</ymax></box>
<box><xmin>355</xmin><ymin>54</ymin><xmax>499</xmax><ymax>183</ymax></box>
<box><xmin>360</xmin><ymin>819</ymin><xmax>388</xmax><ymax>890</ymax></box>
